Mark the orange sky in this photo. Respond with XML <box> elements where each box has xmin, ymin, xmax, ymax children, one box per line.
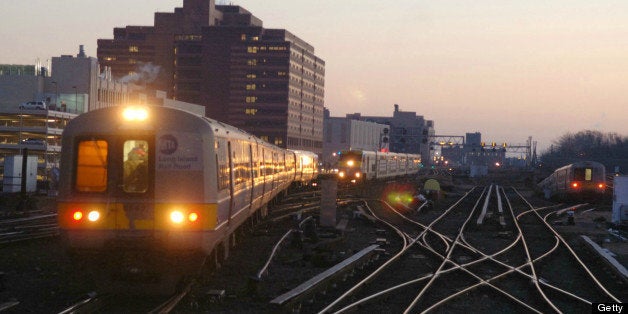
<box><xmin>2</xmin><ymin>0</ymin><xmax>627</xmax><ymax>152</ymax></box>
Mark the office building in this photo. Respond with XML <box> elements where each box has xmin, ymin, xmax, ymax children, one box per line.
<box><xmin>97</xmin><ymin>0</ymin><xmax>325</xmax><ymax>154</ymax></box>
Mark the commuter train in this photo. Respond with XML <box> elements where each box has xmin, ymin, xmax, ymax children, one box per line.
<box><xmin>336</xmin><ymin>149</ymin><xmax>421</xmax><ymax>182</ymax></box>
<box><xmin>57</xmin><ymin>105</ymin><xmax>318</xmax><ymax>262</ymax></box>
<box><xmin>538</xmin><ymin>161</ymin><xmax>606</xmax><ymax>200</ymax></box>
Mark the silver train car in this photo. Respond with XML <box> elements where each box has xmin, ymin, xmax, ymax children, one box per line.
<box><xmin>538</xmin><ymin>160</ymin><xmax>606</xmax><ymax>199</ymax></box>
<box><xmin>336</xmin><ymin>149</ymin><xmax>421</xmax><ymax>182</ymax></box>
<box><xmin>57</xmin><ymin>105</ymin><xmax>318</xmax><ymax>258</ymax></box>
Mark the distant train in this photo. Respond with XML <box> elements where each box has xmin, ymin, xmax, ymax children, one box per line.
<box><xmin>57</xmin><ymin>105</ymin><xmax>318</xmax><ymax>262</ymax></box>
<box><xmin>538</xmin><ymin>161</ymin><xmax>606</xmax><ymax>200</ymax></box>
<box><xmin>336</xmin><ymin>149</ymin><xmax>421</xmax><ymax>182</ymax></box>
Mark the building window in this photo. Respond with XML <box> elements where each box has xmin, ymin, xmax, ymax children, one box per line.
<box><xmin>245</xmin><ymin>96</ymin><xmax>257</xmax><ymax>103</ymax></box>
<box><xmin>129</xmin><ymin>45</ymin><xmax>139</xmax><ymax>52</ymax></box>
<box><xmin>247</xmin><ymin>46</ymin><xmax>258</xmax><ymax>53</ymax></box>
<box><xmin>246</xmin><ymin>84</ymin><xmax>256</xmax><ymax>90</ymax></box>
<box><xmin>129</xmin><ymin>58</ymin><xmax>137</xmax><ymax>65</ymax></box>
<box><xmin>246</xmin><ymin>73</ymin><xmax>257</xmax><ymax>79</ymax></box>
<box><xmin>245</xmin><ymin>108</ymin><xmax>258</xmax><ymax>115</ymax></box>
<box><xmin>104</xmin><ymin>56</ymin><xmax>116</xmax><ymax>61</ymax></box>
<box><xmin>247</xmin><ymin>59</ymin><xmax>257</xmax><ymax>66</ymax></box>
<box><xmin>241</xmin><ymin>34</ymin><xmax>246</xmax><ymax>41</ymax></box>
<box><xmin>274</xmin><ymin>137</ymin><xmax>283</xmax><ymax>146</ymax></box>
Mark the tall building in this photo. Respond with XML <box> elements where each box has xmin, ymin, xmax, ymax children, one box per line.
<box><xmin>97</xmin><ymin>0</ymin><xmax>325</xmax><ymax>154</ymax></box>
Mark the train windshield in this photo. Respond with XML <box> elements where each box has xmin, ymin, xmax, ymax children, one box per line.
<box><xmin>76</xmin><ymin>140</ymin><xmax>108</xmax><ymax>192</ymax></box>
<box><xmin>573</xmin><ymin>168</ymin><xmax>592</xmax><ymax>181</ymax></box>
<box><xmin>123</xmin><ymin>140</ymin><xmax>149</xmax><ymax>193</ymax></box>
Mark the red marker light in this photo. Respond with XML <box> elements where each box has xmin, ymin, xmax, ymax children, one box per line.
<box><xmin>598</xmin><ymin>183</ymin><xmax>604</xmax><ymax>189</ymax></box>
<box><xmin>73</xmin><ymin>211</ymin><xmax>83</xmax><ymax>221</ymax></box>
<box><xmin>572</xmin><ymin>182</ymin><xmax>579</xmax><ymax>188</ymax></box>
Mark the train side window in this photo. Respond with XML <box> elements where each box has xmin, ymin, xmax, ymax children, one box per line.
<box><xmin>76</xmin><ymin>140</ymin><xmax>108</xmax><ymax>192</ymax></box>
<box><xmin>123</xmin><ymin>140</ymin><xmax>148</xmax><ymax>193</ymax></box>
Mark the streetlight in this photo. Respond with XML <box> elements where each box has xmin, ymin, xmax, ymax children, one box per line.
<box><xmin>72</xmin><ymin>86</ymin><xmax>77</xmax><ymax>113</ymax></box>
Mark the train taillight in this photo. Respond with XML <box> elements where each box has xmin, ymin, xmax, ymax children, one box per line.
<box><xmin>572</xmin><ymin>182</ymin><xmax>579</xmax><ymax>188</ymax></box>
<box><xmin>598</xmin><ymin>183</ymin><xmax>605</xmax><ymax>189</ymax></box>
<box><xmin>73</xmin><ymin>211</ymin><xmax>83</xmax><ymax>221</ymax></box>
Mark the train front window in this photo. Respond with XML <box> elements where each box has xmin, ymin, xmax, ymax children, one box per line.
<box><xmin>573</xmin><ymin>168</ymin><xmax>593</xmax><ymax>181</ymax></box>
<box><xmin>123</xmin><ymin>140</ymin><xmax>149</xmax><ymax>193</ymax></box>
<box><xmin>76</xmin><ymin>140</ymin><xmax>108</xmax><ymax>192</ymax></box>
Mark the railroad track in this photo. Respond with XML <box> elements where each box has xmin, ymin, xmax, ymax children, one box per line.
<box><xmin>0</xmin><ymin>213</ymin><xmax>58</xmax><ymax>244</ymax></box>
<box><xmin>291</xmin><ymin>184</ymin><xmax>625</xmax><ymax>313</ymax></box>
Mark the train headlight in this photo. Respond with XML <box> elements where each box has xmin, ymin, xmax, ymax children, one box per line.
<box><xmin>170</xmin><ymin>211</ymin><xmax>185</xmax><ymax>224</ymax></box>
<box><xmin>355</xmin><ymin>172</ymin><xmax>361</xmax><ymax>178</ymax></box>
<box><xmin>87</xmin><ymin>211</ymin><xmax>100</xmax><ymax>222</ymax></box>
<box><xmin>347</xmin><ymin>160</ymin><xmax>354</xmax><ymax>167</ymax></box>
<box><xmin>122</xmin><ymin>106</ymin><xmax>149</xmax><ymax>121</ymax></box>
<box><xmin>338</xmin><ymin>171</ymin><xmax>345</xmax><ymax>178</ymax></box>
<box><xmin>188</xmin><ymin>212</ymin><xmax>199</xmax><ymax>222</ymax></box>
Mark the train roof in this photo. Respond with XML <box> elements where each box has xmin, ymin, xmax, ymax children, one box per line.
<box><xmin>64</xmin><ymin>105</ymin><xmax>264</xmax><ymax>144</ymax></box>
<box><xmin>555</xmin><ymin>160</ymin><xmax>605</xmax><ymax>171</ymax></box>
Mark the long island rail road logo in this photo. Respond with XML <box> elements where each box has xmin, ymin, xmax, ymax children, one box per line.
<box><xmin>159</xmin><ymin>134</ymin><xmax>178</xmax><ymax>155</ymax></box>
<box><xmin>157</xmin><ymin>132</ymin><xmax>202</xmax><ymax>171</ymax></box>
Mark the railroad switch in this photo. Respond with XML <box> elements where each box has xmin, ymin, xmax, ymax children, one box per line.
<box><xmin>375</xmin><ymin>238</ymin><xmax>389</xmax><ymax>246</ymax></box>
<box><xmin>205</xmin><ymin>289</ymin><xmax>225</xmax><ymax>303</ymax></box>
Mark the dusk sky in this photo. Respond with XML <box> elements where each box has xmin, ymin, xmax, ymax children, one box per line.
<box><xmin>2</xmin><ymin>0</ymin><xmax>627</xmax><ymax>153</ymax></box>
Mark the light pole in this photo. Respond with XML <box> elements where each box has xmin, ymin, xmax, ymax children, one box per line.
<box><xmin>72</xmin><ymin>86</ymin><xmax>77</xmax><ymax>113</ymax></box>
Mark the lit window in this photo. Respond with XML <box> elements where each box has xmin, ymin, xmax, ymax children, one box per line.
<box><xmin>247</xmin><ymin>46</ymin><xmax>258</xmax><ymax>53</ymax></box>
<box><xmin>247</xmin><ymin>59</ymin><xmax>257</xmax><ymax>66</ymax></box>
<box><xmin>246</xmin><ymin>73</ymin><xmax>257</xmax><ymax>79</ymax></box>
<box><xmin>241</xmin><ymin>34</ymin><xmax>246</xmax><ymax>41</ymax></box>
<box><xmin>245</xmin><ymin>96</ymin><xmax>257</xmax><ymax>103</ymax></box>
<box><xmin>104</xmin><ymin>56</ymin><xmax>116</xmax><ymax>61</ymax></box>
<box><xmin>76</xmin><ymin>140</ymin><xmax>108</xmax><ymax>192</ymax></box>
<box><xmin>251</xmin><ymin>36</ymin><xmax>259</xmax><ymax>41</ymax></box>
<box><xmin>245</xmin><ymin>108</ymin><xmax>258</xmax><ymax>115</ymax></box>
<box><xmin>246</xmin><ymin>84</ymin><xmax>256</xmax><ymax>90</ymax></box>
<box><xmin>129</xmin><ymin>45</ymin><xmax>139</xmax><ymax>52</ymax></box>
<box><xmin>129</xmin><ymin>58</ymin><xmax>137</xmax><ymax>64</ymax></box>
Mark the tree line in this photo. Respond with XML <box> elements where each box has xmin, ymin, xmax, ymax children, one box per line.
<box><xmin>539</xmin><ymin>130</ymin><xmax>627</xmax><ymax>174</ymax></box>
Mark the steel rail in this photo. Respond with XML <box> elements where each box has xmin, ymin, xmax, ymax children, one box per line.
<box><xmin>512</xmin><ymin>187</ymin><xmax>622</xmax><ymax>303</ymax></box>
<box><xmin>317</xmin><ymin>190</ymin><xmax>478</xmax><ymax>314</ymax></box>
<box><xmin>403</xmin><ymin>187</ymin><xmax>487</xmax><ymax>313</ymax></box>
<box><xmin>503</xmin><ymin>187</ymin><xmax>563</xmax><ymax>313</ymax></box>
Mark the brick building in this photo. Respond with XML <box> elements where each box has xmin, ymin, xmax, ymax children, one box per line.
<box><xmin>97</xmin><ymin>0</ymin><xmax>324</xmax><ymax>153</ymax></box>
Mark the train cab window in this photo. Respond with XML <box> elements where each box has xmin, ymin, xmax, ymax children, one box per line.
<box><xmin>574</xmin><ymin>168</ymin><xmax>592</xmax><ymax>181</ymax></box>
<box><xmin>76</xmin><ymin>140</ymin><xmax>108</xmax><ymax>192</ymax></box>
<box><xmin>123</xmin><ymin>140</ymin><xmax>149</xmax><ymax>193</ymax></box>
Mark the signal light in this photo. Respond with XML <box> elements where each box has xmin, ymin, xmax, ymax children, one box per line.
<box><xmin>188</xmin><ymin>212</ymin><xmax>199</xmax><ymax>222</ymax></box>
